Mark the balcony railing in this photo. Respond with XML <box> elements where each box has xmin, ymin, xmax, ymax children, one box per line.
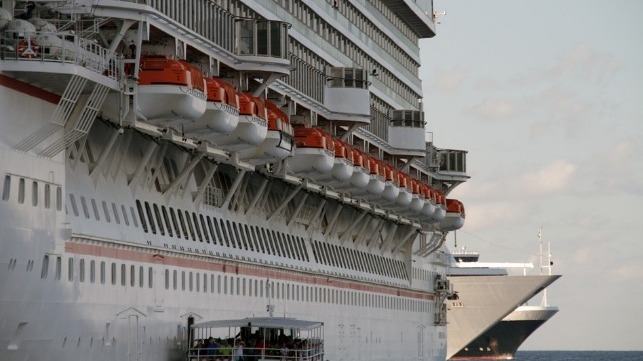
<box><xmin>1</xmin><ymin>30</ymin><xmax>122</xmax><ymax>82</ymax></box>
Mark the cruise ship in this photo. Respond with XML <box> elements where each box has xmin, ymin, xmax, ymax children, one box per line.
<box><xmin>0</xmin><ymin>1</ymin><xmax>470</xmax><ymax>360</ymax></box>
<box><xmin>445</xmin><ymin>249</ymin><xmax>560</xmax><ymax>359</ymax></box>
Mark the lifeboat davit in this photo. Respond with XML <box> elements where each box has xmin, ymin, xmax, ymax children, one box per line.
<box><xmin>237</xmin><ymin>100</ymin><xmax>294</xmax><ymax>165</ymax></box>
<box><xmin>310</xmin><ymin>139</ymin><xmax>355</xmax><ymax>187</ymax></box>
<box><xmin>439</xmin><ymin>198</ymin><xmax>466</xmax><ymax>231</ymax></box>
<box><xmin>182</xmin><ymin>77</ymin><xmax>240</xmax><ymax>138</ymax></box>
<box><xmin>136</xmin><ymin>57</ymin><xmax>207</xmax><ymax>124</ymax></box>
<box><xmin>211</xmin><ymin>93</ymin><xmax>268</xmax><ymax>151</ymax></box>
<box><xmin>287</xmin><ymin>128</ymin><xmax>335</xmax><ymax>176</ymax></box>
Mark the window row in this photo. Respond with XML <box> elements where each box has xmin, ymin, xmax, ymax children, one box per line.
<box><xmin>68</xmin><ymin>193</ymin><xmax>137</xmax><ymax>227</ymax></box>
<box><xmin>39</xmin><ymin>255</ymin><xmax>431</xmax><ymax>312</ymax></box>
<box><xmin>41</xmin><ymin>255</ymin><xmax>153</xmax><ymax>288</ymax></box>
<box><xmin>2</xmin><ymin>175</ymin><xmax>63</xmax><ymax>210</ymax></box>
<box><xmin>312</xmin><ymin>241</ymin><xmax>407</xmax><ymax>280</ymax></box>
<box><xmin>135</xmin><ymin>200</ymin><xmax>310</xmax><ymax>262</ymax></box>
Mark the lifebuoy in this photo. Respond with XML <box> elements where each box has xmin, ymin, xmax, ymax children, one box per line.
<box><xmin>18</xmin><ymin>38</ymin><xmax>40</xmax><ymax>59</ymax></box>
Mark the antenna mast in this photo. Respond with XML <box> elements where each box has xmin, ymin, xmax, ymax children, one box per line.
<box><xmin>539</xmin><ymin>227</ymin><xmax>552</xmax><ymax>307</ymax></box>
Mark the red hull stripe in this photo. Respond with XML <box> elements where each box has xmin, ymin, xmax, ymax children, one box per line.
<box><xmin>66</xmin><ymin>241</ymin><xmax>434</xmax><ymax>301</ymax></box>
<box><xmin>0</xmin><ymin>73</ymin><xmax>61</xmax><ymax>104</ymax></box>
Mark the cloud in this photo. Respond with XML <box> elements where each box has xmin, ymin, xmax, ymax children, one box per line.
<box><xmin>545</xmin><ymin>44</ymin><xmax>620</xmax><ymax>82</ymax></box>
<box><xmin>518</xmin><ymin>159</ymin><xmax>577</xmax><ymax>195</ymax></box>
<box><xmin>471</xmin><ymin>99</ymin><xmax>518</xmax><ymax>121</ymax></box>
<box><xmin>460</xmin><ymin>201</ymin><xmax>529</xmax><ymax>230</ymax></box>
<box><xmin>433</xmin><ymin>67</ymin><xmax>468</xmax><ymax>92</ymax></box>
<box><xmin>611</xmin><ymin>264</ymin><xmax>643</xmax><ymax>281</ymax></box>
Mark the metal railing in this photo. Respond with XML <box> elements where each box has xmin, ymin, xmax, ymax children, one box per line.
<box><xmin>1</xmin><ymin>30</ymin><xmax>122</xmax><ymax>82</ymax></box>
<box><xmin>187</xmin><ymin>345</ymin><xmax>324</xmax><ymax>361</ymax></box>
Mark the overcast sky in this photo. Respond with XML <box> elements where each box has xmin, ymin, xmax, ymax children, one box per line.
<box><xmin>419</xmin><ymin>0</ymin><xmax>643</xmax><ymax>351</ymax></box>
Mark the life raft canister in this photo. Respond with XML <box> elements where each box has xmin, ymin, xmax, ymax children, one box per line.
<box><xmin>18</xmin><ymin>37</ymin><xmax>40</xmax><ymax>58</ymax></box>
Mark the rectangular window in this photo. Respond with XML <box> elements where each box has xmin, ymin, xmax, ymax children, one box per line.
<box><xmin>102</xmin><ymin>201</ymin><xmax>111</xmax><ymax>223</ymax></box>
<box><xmin>136</xmin><ymin>200</ymin><xmax>148</xmax><ymax>232</ymax></box>
<box><xmin>165</xmin><ymin>269</ymin><xmax>169</xmax><ymax>290</ymax></box>
<box><xmin>181</xmin><ymin>271</ymin><xmax>186</xmax><ymax>291</ymax></box>
<box><xmin>192</xmin><ymin>213</ymin><xmax>202</xmax><ymax>242</ymax></box>
<box><xmin>44</xmin><ymin>184</ymin><xmax>51</xmax><ymax>209</ymax></box>
<box><xmin>111</xmin><ymin>263</ymin><xmax>117</xmax><ymax>285</ymax></box>
<box><xmin>139</xmin><ymin>266</ymin><xmax>144</xmax><ymax>287</ymax></box>
<box><xmin>148</xmin><ymin>267</ymin><xmax>153</xmax><ymax>288</ymax></box>
<box><xmin>199</xmin><ymin>215</ymin><xmax>209</xmax><ymax>243</ymax></box>
<box><xmin>2</xmin><ymin>175</ymin><xmax>10</xmax><ymax>201</ymax></box>
<box><xmin>55</xmin><ymin>256</ymin><xmax>61</xmax><ymax>280</ymax></box>
<box><xmin>68</xmin><ymin>258</ymin><xmax>74</xmax><ymax>282</ymax></box>
<box><xmin>100</xmin><ymin>261</ymin><xmax>105</xmax><ymax>284</ymax></box>
<box><xmin>130</xmin><ymin>265</ymin><xmax>136</xmax><ymax>287</ymax></box>
<box><xmin>91</xmin><ymin>199</ymin><xmax>100</xmax><ymax>220</ymax></box>
<box><xmin>31</xmin><ymin>181</ymin><xmax>37</xmax><ymax>206</ymax></box>
<box><xmin>177</xmin><ymin>210</ymin><xmax>189</xmax><ymax>239</ymax></box>
<box><xmin>41</xmin><ymin>255</ymin><xmax>49</xmax><ymax>279</ymax></box>
<box><xmin>153</xmin><ymin>204</ymin><xmax>164</xmax><ymax>235</ymax></box>
<box><xmin>185</xmin><ymin>211</ymin><xmax>196</xmax><ymax>241</ymax></box>
<box><xmin>112</xmin><ymin>203</ymin><xmax>120</xmax><ymax>224</ymax></box>
<box><xmin>144</xmin><ymin>202</ymin><xmax>156</xmax><ymax>234</ymax></box>
<box><xmin>173</xmin><ymin>270</ymin><xmax>177</xmax><ymax>290</ymax></box>
<box><xmin>121</xmin><ymin>264</ymin><xmax>126</xmax><ymax>286</ymax></box>
<box><xmin>90</xmin><ymin>260</ymin><xmax>95</xmax><ymax>283</ymax></box>
<box><xmin>162</xmin><ymin>206</ymin><xmax>173</xmax><ymax>237</ymax></box>
<box><xmin>18</xmin><ymin>178</ymin><xmax>25</xmax><ymax>204</ymax></box>
<box><xmin>79</xmin><ymin>259</ymin><xmax>85</xmax><ymax>282</ymax></box>
<box><xmin>56</xmin><ymin>187</ymin><xmax>62</xmax><ymax>211</ymax></box>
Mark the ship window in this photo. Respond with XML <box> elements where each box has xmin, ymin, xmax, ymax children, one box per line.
<box><xmin>2</xmin><ymin>175</ymin><xmax>10</xmax><ymax>201</ymax></box>
<box><xmin>56</xmin><ymin>187</ymin><xmax>62</xmax><ymax>211</ymax></box>
<box><xmin>120</xmin><ymin>205</ymin><xmax>129</xmax><ymax>225</ymax></box>
<box><xmin>80</xmin><ymin>196</ymin><xmax>90</xmax><ymax>218</ymax></box>
<box><xmin>276</xmin><ymin>232</ymin><xmax>287</xmax><ymax>257</ymax></box>
<box><xmin>203</xmin><ymin>273</ymin><xmax>207</xmax><ymax>293</ymax></box>
<box><xmin>252</xmin><ymin>226</ymin><xmax>264</xmax><ymax>253</ymax></box>
<box><xmin>78</xmin><ymin>258</ymin><xmax>85</xmax><ymax>282</ymax></box>
<box><xmin>144</xmin><ymin>202</ymin><xmax>156</xmax><ymax>234</ymax></box>
<box><xmin>213</xmin><ymin>218</ymin><xmax>224</xmax><ymax>245</ymax></box>
<box><xmin>121</xmin><ymin>264</ymin><xmax>127</xmax><ymax>286</ymax></box>
<box><xmin>56</xmin><ymin>257</ymin><xmax>61</xmax><ymax>280</ymax></box>
<box><xmin>31</xmin><ymin>181</ymin><xmax>37</xmax><ymax>206</ymax></box>
<box><xmin>287</xmin><ymin>235</ymin><xmax>298</xmax><ymax>260</ymax></box>
<box><xmin>153</xmin><ymin>204</ymin><xmax>164</xmax><ymax>236</ymax></box>
<box><xmin>189</xmin><ymin>272</ymin><xmax>193</xmax><ymax>291</ymax></box>
<box><xmin>176</xmin><ymin>209</ymin><xmax>187</xmax><ymax>239</ymax></box>
<box><xmin>219</xmin><ymin>220</ymin><xmax>229</xmax><ymax>247</ymax></box>
<box><xmin>139</xmin><ymin>266</ymin><xmax>144</xmax><ymax>287</ymax></box>
<box><xmin>199</xmin><ymin>215</ymin><xmax>209</xmax><ymax>243</ymax></box>
<box><xmin>173</xmin><ymin>270</ymin><xmax>177</xmax><ymax>290</ymax></box>
<box><xmin>90</xmin><ymin>260</ymin><xmax>95</xmax><ymax>283</ymax></box>
<box><xmin>238</xmin><ymin>277</ymin><xmax>241</xmax><ymax>295</ymax></box>
<box><xmin>192</xmin><ymin>213</ymin><xmax>202</xmax><ymax>242</ymax></box>
<box><xmin>226</xmin><ymin>221</ymin><xmax>237</xmax><ymax>248</ymax></box>
<box><xmin>68</xmin><ymin>258</ymin><xmax>74</xmax><ymax>281</ymax></box>
<box><xmin>69</xmin><ymin>194</ymin><xmax>79</xmax><ymax>216</ymax></box>
<box><xmin>181</xmin><ymin>271</ymin><xmax>185</xmax><ymax>291</ymax></box>
<box><xmin>149</xmin><ymin>267</ymin><xmax>153</xmax><ymax>288</ymax></box>
<box><xmin>102</xmin><ymin>201</ymin><xmax>110</xmax><ymax>223</ymax></box>
<box><xmin>135</xmin><ymin>200</ymin><xmax>147</xmax><ymax>232</ymax></box>
<box><xmin>211</xmin><ymin>274</ymin><xmax>215</xmax><ymax>294</ymax></box>
<box><xmin>165</xmin><ymin>270</ymin><xmax>169</xmax><ymax>289</ymax></box>
<box><xmin>111</xmin><ymin>263</ymin><xmax>116</xmax><ymax>285</ymax></box>
<box><xmin>18</xmin><ymin>178</ymin><xmax>25</xmax><ymax>204</ymax></box>
<box><xmin>268</xmin><ymin>230</ymin><xmax>278</xmax><ymax>255</ymax></box>
<box><xmin>100</xmin><ymin>261</ymin><xmax>105</xmax><ymax>284</ymax></box>
<box><xmin>41</xmin><ymin>255</ymin><xmax>49</xmax><ymax>279</ymax></box>
<box><xmin>44</xmin><ymin>184</ymin><xmax>51</xmax><ymax>208</ymax></box>
<box><xmin>91</xmin><ymin>199</ymin><xmax>100</xmax><ymax>220</ymax></box>
<box><xmin>236</xmin><ymin>223</ymin><xmax>247</xmax><ymax>250</ymax></box>
<box><xmin>130</xmin><ymin>206</ymin><xmax>138</xmax><ymax>227</ymax></box>
<box><xmin>169</xmin><ymin>207</ymin><xmax>180</xmax><ymax>238</ymax></box>
<box><xmin>223</xmin><ymin>275</ymin><xmax>227</xmax><ymax>294</ymax></box>
<box><xmin>260</xmin><ymin>280</ymin><xmax>264</xmax><ymax>298</ymax></box>
<box><xmin>112</xmin><ymin>203</ymin><xmax>120</xmax><ymax>224</ymax></box>
<box><xmin>161</xmin><ymin>206</ymin><xmax>173</xmax><ymax>237</ymax></box>
<box><xmin>196</xmin><ymin>272</ymin><xmax>200</xmax><ymax>292</ymax></box>
<box><xmin>185</xmin><ymin>211</ymin><xmax>196</xmax><ymax>241</ymax></box>
<box><xmin>244</xmin><ymin>225</ymin><xmax>254</xmax><ymax>251</ymax></box>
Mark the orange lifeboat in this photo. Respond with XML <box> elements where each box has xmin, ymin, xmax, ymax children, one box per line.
<box><xmin>360</xmin><ymin>160</ymin><xmax>397</xmax><ymax>203</ymax></box>
<box><xmin>212</xmin><ymin>93</ymin><xmax>268</xmax><ymax>151</ymax></box>
<box><xmin>287</xmin><ymin>128</ymin><xmax>335</xmax><ymax>176</ymax></box>
<box><xmin>379</xmin><ymin>163</ymin><xmax>401</xmax><ymax>203</ymax></box>
<box><xmin>237</xmin><ymin>100</ymin><xmax>294</xmax><ymax>165</ymax></box>
<box><xmin>420</xmin><ymin>184</ymin><xmax>437</xmax><ymax>217</ymax></box>
<box><xmin>431</xmin><ymin>191</ymin><xmax>447</xmax><ymax>222</ymax></box>
<box><xmin>183</xmin><ymin>77</ymin><xmax>240</xmax><ymax>138</ymax></box>
<box><xmin>310</xmin><ymin>139</ymin><xmax>355</xmax><ymax>187</ymax></box>
<box><xmin>439</xmin><ymin>198</ymin><xmax>465</xmax><ymax>231</ymax></box>
<box><xmin>406</xmin><ymin>178</ymin><xmax>426</xmax><ymax>216</ymax></box>
<box><xmin>135</xmin><ymin>57</ymin><xmax>207</xmax><ymax>123</ymax></box>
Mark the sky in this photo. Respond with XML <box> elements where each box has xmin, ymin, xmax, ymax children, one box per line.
<box><xmin>419</xmin><ymin>0</ymin><xmax>643</xmax><ymax>352</ymax></box>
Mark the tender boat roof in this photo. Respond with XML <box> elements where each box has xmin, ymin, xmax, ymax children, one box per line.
<box><xmin>192</xmin><ymin>317</ymin><xmax>323</xmax><ymax>330</ymax></box>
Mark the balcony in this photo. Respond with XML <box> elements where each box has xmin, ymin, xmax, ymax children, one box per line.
<box><xmin>234</xmin><ymin>19</ymin><xmax>291</xmax><ymax>76</ymax></box>
<box><xmin>323</xmin><ymin>67</ymin><xmax>371</xmax><ymax>124</ymax></box>
<box><xmin>387</xmin><ymin>110</ymin><xmax>426</xmax><ymax>155</ymax></box>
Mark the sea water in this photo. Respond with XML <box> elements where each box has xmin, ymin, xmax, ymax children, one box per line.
<box><xmin>515</xmin><ymin>350</ymin><xmax>643</xmax><ymax>361</ymax></box>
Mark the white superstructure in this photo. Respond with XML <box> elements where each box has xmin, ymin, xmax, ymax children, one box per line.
<box><xmin>0</xmin><ymin>1</ymin><xmax>470</xmax><ymax>361</ymax></box>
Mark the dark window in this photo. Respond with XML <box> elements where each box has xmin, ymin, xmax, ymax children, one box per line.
<box><xmin>135</xmin><ymin>200</ymin><xmax>148</xmax><ymax>232</ymax></box>
<box><xmin>153</xmin><ymin>204</ymin><xmax>164</xmax><ymax>235</ymax></box>
<box><xmin>144</xmin><ymin>202</ymin><xmax>156</xmax><ymax>234</ymax></box>
<box><xmin>162</xmin><ymin>206</ymin><xmax>173</xmax><ymax>237</ymax></box>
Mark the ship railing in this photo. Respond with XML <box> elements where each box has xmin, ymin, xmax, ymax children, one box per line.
<box><xmin>187</xmin><ymin>345</ymin><xmax>325</xmax><ymax>361</ymax></box>
<box><xmin>0</xmin><ymin>30</ymin><xmax>122</xmax><ymax>82</ymax></box>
